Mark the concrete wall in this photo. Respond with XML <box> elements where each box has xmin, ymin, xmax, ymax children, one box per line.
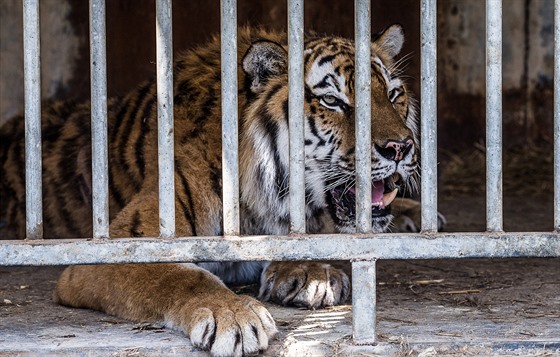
<box><xmin>439</xmin><ymin>0</ymin><xmax>553</xmax><ymax>93</ymax></box>
<box><xmin>438</xmin><ymin>0</ymin><xmax>555</xmax><ymax>148</ymax></box>
<box><xmin>0</xmin><ymin>0</ymin><xmax>81</xmax><ymax>120</ymax></box>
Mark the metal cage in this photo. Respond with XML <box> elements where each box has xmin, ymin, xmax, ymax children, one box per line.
<box><xmin>1</xmin><ymin>0</ymin><xmax>559</xmax><ymax>346</ymax></box>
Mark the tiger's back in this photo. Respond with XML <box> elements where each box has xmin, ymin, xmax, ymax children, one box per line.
<box><xmin>0</xmin><ymin>28</ymin><xmax>286</xmax><ymax>239</ymax></box>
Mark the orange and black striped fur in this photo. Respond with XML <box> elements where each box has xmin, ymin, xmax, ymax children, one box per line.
<box><xmin>0</xmin><ymin>26</ymin><xmax>441</xmax><ymax>356</ymax></box>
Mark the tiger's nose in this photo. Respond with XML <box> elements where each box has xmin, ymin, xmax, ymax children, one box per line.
<box><xmin>375</xmin><ymin>138</ymin><xmax>413</xmax><ymax>162</ymax></box>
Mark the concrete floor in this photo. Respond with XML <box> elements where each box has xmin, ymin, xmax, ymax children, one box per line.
<box><xmin>1</xmin><ymin>194</ymin><xmax>559</xmax><ymax>356</ymax></box>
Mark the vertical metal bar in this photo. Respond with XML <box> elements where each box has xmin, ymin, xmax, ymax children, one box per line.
<box><xmin>156</xmin><ymin>0</ymin><xmax>175</xmax><ymax>238</ymax></box>
<box><xmin>421</xmin><ymin>0</ymin><xmax>438</xmax><ymax>232</ymax></box>
<box><xmin>352</xmin><ymin>260</ymin><xmax>377</xmax><ymax>344</ymax></box>
<box><xmin>221</xmin><ymin>0</ymin><xmax>240</xmax><ymax>236</ymax></box>
<box><xmin>23</xmin><ymin>0</ymin><xmax>43</xmax><ymax>240</ymax></box>
<box><xmin>355</xmin><ymin>0</ymin><xmax>372</xmax><ymax>233</ymax></box>
<box><xmin>554</xmin><ymin>0</ymin><xmax>560</xmax><ymax>232</ymax></box>
<box><xmin>288</xmin><ymin>0</ymin><xmax>306</xmax><ymax>234</ymax></box>
<box><xmin>89</xmin><ymin>0</ymin><xmax>109</xmax><ymax>239</ymax></box>
<box><xmin>486</xmin><ymin>0</ymin><xmax>503</xmax><ymax>232</ymax></box>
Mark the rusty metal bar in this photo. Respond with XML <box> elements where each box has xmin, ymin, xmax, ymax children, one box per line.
<box><xmin>354</xmin><ymin>0</ymin><xmax>372</xmax><ymax>233</ymax></box>
<box><xmin>89</xmin><ymin>0</ymin><xmax>109</xmax><ymax>239</ymax></box>
<box><xmin>1</xmin><ymin>232</ymin><xmax>558</xmax><ymax>266</ymax></box>
<box><xmin>23</xmin><ymin>0</ymin><xmax>43</xmax><ymax>240</ymax></box>
<box><xmin>156</xmin><ymin>0</ymin><xmax>175</xmax><ymax>238</ymax></box>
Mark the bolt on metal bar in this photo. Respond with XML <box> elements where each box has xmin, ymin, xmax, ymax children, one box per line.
<box><xmin>420</xmin><ymin>0</ymin><xmax>438</xmax><ymax>233</ymax></box>
<box><xmin>486</xmin><ymin>0</ymin><xmax>503</xmax><ymax>232</ymax></box>
<box><xmin>355</xmin><ymin>0</ymin><xmax>372</xmax><ymax>233</ymax></box>
<box><xmin>156</xmin><ymin>0</ymin><xmax>175</xmax><ymax>238</ymax></box>
<box><xmin>89</xmin><ymin>0</ymin><xmax>109</xmax><ymax>239</ymax></box>
<box><xmin>288</xmin><ymin>0</ymin><xmax>306</xmax><ymax>234</ymax></box>
<box><xmin>23</xmin><ymin>0</ymin><xmax>43</xmax><ymax>240</ymax></box>
<box><xmin>352</xmin><ymin>259</ymin><xmax>377</xmax><ymax>344</ymax></box>
<box><xmin>554</xmin><ymin>0</ymin><xmax>560</xmax><ymax>231</ymax></box>
<box><xmin>221</xmin><ymin>0</ymin><xmax>240</xmax><ymax>236</ymax></box>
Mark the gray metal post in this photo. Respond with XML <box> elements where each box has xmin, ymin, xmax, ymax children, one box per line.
<box><xmin>156</xmin><ymin>0</ymin><xmax>175</xmax><ymax>238</ymax></box>
<box><xmin>89</xmin><ymin>0</ymin><xmax>109</xmax><ymax>239</ymax></box>
<box><xmin>554</xmin><ymin>0</ymin><xmax>559</xmax><ymax>232</ymax></box>
<box><xmin>352</xmin><ymin>260</ymin><xmax>377</xmax><ymax>344</ymax></box>
<box><xmin>355</xmin><ymin>0</ymin><xmax>372</xmax><ymax>233</ymax></box>
<box><xmin>23</xmin><ymin>0</ymin><xmax>43</xmax><ymax>240</ymax></box>
<box><xmin>486</xmin><ymin>0</ymin><xmax>503</xmax><ymax>232</ymax></box>
<box><xmin>288</xmin><ymin>0</ymin><xmax>306</xmax><ymax>234</ymax></box>
<box><xmin>420</xmin><ymin>0</ymin><xmax>438</xmax><ymax>232</ymax></box>
<box><xmin>221</xmin><ymin>0</ymin><xmax>240</xmax><ymax>236</ymax></box>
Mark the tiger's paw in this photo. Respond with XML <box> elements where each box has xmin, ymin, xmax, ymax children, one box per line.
<box><xmin>391</xmin><ymin>197</ymin><xmax>446</xmax><ymax>232</ymax></box>
<box><xmin>179</xmin><ymin>295</ymin><xmax>277</xmax><ymax>357</ymax></box>
<box><xmin>258</xmin><ymin>261</ymin><xmax>350</xmax><ymax>309</ymax></box>
<box><xmin>392</xmin><ymin>208</ymin><xmax>447</xmax><ymax>232</ymax></box>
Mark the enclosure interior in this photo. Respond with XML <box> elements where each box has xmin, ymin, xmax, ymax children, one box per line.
<box><xmin>0</xmin><ymin>0</ymin><xmax>558</xmax><ymax>355</ymax></box>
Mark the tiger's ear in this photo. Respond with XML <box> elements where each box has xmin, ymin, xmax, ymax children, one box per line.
<box><xmin>242</xmin><ymin>40</ymin><xmax>288</xmax><ymax>94</ymax></box>
<box><xmin>373</xmin><ymin>24</ymin><xmax>404</xmax><ymax>58</ymax></box>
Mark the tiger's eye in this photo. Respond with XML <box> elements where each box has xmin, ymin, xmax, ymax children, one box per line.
<box><xmin>323</xmin><ymin>95</ymin><xmax>337</xmax><ymax>105</ymax></box>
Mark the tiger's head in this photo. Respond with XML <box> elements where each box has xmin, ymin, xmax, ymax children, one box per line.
<box><xmin>240</xmin><ymin>25</ymin><xmax>417</xmax><ymax>234</ymax></box>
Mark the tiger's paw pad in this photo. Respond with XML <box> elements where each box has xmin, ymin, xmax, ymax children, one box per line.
<box><xmin>183</xmin><ymin>295</ymin><xmax>277</xmax><ymax>357</ymax></box>
<box><xmin>258</xmin><ymin>262</ymin><xmax>350</xmax><ymax>309</ymax></box>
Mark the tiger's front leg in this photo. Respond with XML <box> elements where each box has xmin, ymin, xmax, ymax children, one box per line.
<box><xmin>258</xmin><ymin>261</ymin><xmax>350</xmax><ymax>309</ymax></box>
<box><xmin>54</xmin><ymin>263</ymin><xmax>277</xmax><ymax>357</ymax></box>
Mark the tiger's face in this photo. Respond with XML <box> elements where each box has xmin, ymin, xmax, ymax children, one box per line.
<box><xmin>241</xmin><ymin>25</ymin><xmax>417</xmax><ymax>234</ymax></box>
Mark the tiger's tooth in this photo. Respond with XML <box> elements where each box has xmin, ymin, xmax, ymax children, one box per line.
<box><xmin>382</xmin><ymin>188</ymin><xmax>398</xmax><ymax>208</ymax></box>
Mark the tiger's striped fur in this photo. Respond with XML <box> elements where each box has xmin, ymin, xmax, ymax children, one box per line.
<box><xmin>0</xmin><ymin>26</ymin><xmax>426</xmax><ymax>356</ymax></box>
<box><xmin>1</xmin><ymin>26</ymin><xmax>418</xmax><ymax>241</ymax></box>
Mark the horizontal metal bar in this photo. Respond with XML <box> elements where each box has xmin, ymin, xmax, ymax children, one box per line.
<box><xmin>23</xmin><ymin>0</ymin><xmax>43</xmax><ymax>240</ymax></box>
<box><xmin>486</xmin><ymin>0</ymin><xmax>503</xmax><ymax>232</ymax></box>
<box><xmin>352</xmin><ymin>259</ymin><xmax>377</xmax><ymax>344</ymax></box>
<box><xmin>156</xmin><ymin>0</ymin><xmax>175</xmax><ymax>238</ymax></box>
<box><xmin>89</xmin><ymin>0</ymin><xmax>109</xmax><ymax>239</ymax></box>
<box><xmin>1</xmin><ymin>232</ymin><xmax>558</xmax><ymax>266</ymax></box>
<box><xmin>354</xmin><ymin>0</ymin><xmax>372</xmax><ymax>233</ymax></box>
<box><xmin>288</xmin><ymin>0</ymin><xmax>306</xmax><ymax>234</ymax></box>
<box><xmin>420</xmin><ymin>0</ymin><xmax>438</xmax><ymax>232</ymax></box>
<box><xmin>221</xmin><ymin>0</ymin><xmax>240</xmax><ymax>235</ymax></box>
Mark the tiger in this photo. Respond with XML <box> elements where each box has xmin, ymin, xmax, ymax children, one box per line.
<box><xmin>0</xmin><ymin>25</ymin><xmax>442</xmax><ymax>356</ymax></box>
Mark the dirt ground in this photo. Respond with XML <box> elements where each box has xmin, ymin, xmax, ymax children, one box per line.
<box><xmin>1</xmin><ymin>149</ymin><xmax>559</xmax><ymax>356</ymax></box>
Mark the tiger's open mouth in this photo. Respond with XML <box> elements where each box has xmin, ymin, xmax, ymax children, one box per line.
<box><xmin>327</xmin><ymin>177</ymin><xmax>398</xmax><ymax>229</ymax></box>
